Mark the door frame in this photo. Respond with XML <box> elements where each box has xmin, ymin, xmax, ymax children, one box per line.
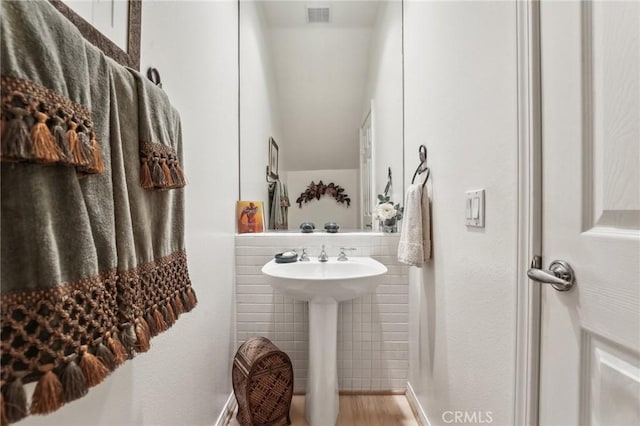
<box><xmin>514</xmin><ymin>1</ymin><xmax>543</xmax><ymax>425</ymax></box>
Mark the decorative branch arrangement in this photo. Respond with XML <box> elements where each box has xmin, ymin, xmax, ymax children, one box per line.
<box><xmin>296</xmin><ymin>181</ymin><xmax>351</xmax><ymax>208</ymax></box>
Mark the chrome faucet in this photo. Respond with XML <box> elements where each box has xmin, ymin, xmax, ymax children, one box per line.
<box><xmin>318</xmin><ymin>245</ymin><xmax>329</xmax><ymax>262</ymax></box>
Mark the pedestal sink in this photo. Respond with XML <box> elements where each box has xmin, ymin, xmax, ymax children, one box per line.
<box><xmin>261</xmin><ymin>257</ymin><xmax>387</xmax><ymax>426</ymax></box>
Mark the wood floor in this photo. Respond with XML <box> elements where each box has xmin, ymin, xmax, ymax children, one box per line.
<box><xmin>229</xmin><ymin>394</ymin><xmax>419</xmax><ymax>426</ymax></box>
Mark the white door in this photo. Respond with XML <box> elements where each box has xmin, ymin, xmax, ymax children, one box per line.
<box><xmin>536</xmin><ymin>1</ymin><xmax>640</xmax><ymax>425</ymax></box>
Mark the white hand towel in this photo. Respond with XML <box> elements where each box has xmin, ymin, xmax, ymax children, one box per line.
<box><xmin>398</xmin><ymin>184</ymin><xmax>432</xmax><ymax>266</ymax></box>
<box><xmin>422</xmin><ymin>185</ymin><xmax>432</xmax><ymax>261</ymax></box>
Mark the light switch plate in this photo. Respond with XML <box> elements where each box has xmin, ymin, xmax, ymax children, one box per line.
<box><xmin>465</xmin><ymin>189</ymin><xmax>485</xmax><ymax>227</ymax></box>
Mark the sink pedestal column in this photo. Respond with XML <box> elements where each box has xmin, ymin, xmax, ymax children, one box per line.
<box><xmin>306</xmin><ymin>299</ymin><xmax>339</xmax><ymax>426</ymax></box>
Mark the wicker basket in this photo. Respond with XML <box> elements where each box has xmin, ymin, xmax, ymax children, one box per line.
<box><xmin>232</xmin><ymin>337</ymin><xmax>294</xmax><ymax>426</ymax></box>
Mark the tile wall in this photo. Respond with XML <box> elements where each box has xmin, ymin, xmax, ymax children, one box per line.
<box><xmin>235</xmin><ymin>233</ymin><xmax>409</xmax><ymax>392</ymax></box>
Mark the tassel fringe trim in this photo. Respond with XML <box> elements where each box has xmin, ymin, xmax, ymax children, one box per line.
<box><xmin>0</xmin><ymin>294</ymin><xmax>197</xmax><ymax>425</ymax></box>
<box><xmin>0</xmin><ymin>76</ymin><xmax>104</xmax><ymax>174</ymax></box>
<box><xmin>140</xmin><ymin>142</ymin><xmax>185</xmax><ymax>190</ymax></box>
<box><xmin>0</xmin><ymin>251</ymin><xmax>197</xmax><ymax>425</ymax></box>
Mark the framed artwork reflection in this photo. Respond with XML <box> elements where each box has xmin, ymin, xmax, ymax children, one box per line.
<box><xmin>268</xmin><ymin>137</ymin><xmax>279</xmax><ymax>180</ymax></box>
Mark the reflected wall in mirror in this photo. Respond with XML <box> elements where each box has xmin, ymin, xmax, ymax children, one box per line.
<box><xmin>240</xmin><ymin>0</ymin><xmax>404</xmax><ymax>231</ymax></box>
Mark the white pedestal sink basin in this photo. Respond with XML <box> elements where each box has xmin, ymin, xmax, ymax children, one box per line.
<box><xmin>261</xmin><ymin>257</ymin><xmax>387</xmax><ymax>426</ymax></box>
<box><xmin>262</xmin><ymin>257</ymin><xmax>387</xmax><ymax>302</ymax></box>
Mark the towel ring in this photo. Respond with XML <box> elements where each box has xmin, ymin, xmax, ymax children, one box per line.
<box><xmin>418</xmin><ymin>145</ymin><xmax>427</xmax><ymax>163</ymax></box>
<box><xmin>411</xmin><ymin>145</ymin><xmax>430</xmax><ymax>189</ymax></box>
<box><xmin>266</xmin><ymin>166</ymin><xmax>279</xmax><ymax>183</ymax></box>
<box><xmin>383</xmin><ymin>167</ymin><xmax>392</xmax><ymax>196</ymax></box>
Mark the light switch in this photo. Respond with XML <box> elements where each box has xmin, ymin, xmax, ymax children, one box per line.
<box><xmin>465</xmin><ymin>189</ymin><xmax>485</xmax><ymax>227</ymax></box>
<box><xmin>472</xmin><ymin>197</ymin><xmax>480</xmax><ymax>219</ymax></box>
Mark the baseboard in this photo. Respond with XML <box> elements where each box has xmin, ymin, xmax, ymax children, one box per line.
<box><xmin>214</xmin><ymin>392</ymin><xmax>237</xmax><ymax>426</ymax></box>
<box><xmin>406</xmin><ymin>382</ymin><xmax>430</xmax><ymax>426</ymax></box>
<box><xmin>293</xmin><ymin>390</ymin><xmax>407</xmax><ymax>396</ymax></box>
<box><xmin>339</xmin><ymin>390</ymin><xmax>407</xmax><ymax>395</ymax></box>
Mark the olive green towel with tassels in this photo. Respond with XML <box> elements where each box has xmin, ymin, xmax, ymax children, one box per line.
<box><xmin>0</xmin><ymin>1</ymin><xmax>197</xmax><ymax>424</ymax></box>
<box><xmin>130</xmin><ymin>71</ymin><xmax>187</xmax><ymax>190</ymax></box>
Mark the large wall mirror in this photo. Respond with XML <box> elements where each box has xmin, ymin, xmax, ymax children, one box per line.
<box><xmin>239</xmin><ymin>0</ymin><xmax>404</xmax><ymax>231</ymax></box>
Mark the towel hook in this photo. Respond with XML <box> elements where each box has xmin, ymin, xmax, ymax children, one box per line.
<box><xmin>146</xmin><ymin>67</ymin><xmax>162</xmax><ymax>88</ymax></box>
<box><xmin>411</xmin><ymin>145</ymin><xmax>430</xmax><ymax>189</ymax></box>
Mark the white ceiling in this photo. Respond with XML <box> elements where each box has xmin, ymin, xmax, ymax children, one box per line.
<box><xmin>260</xmin><ymin>1</ymin><xmax>381</xmax><ymax>28</ymax></box>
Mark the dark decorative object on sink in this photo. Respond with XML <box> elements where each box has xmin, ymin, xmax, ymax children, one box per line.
<box><xmin>296</xmin><ymin>181</ymin><xmax>351</xmax><ymax>208</ymax></box>
<box><xmin>324</xmin><ymin>222</ymin><xmax>340</xmax><ymax>233</ymax></box>
<box><xmin>300</xmin><ymin>222</ymin><xmax>315</xmax><ymax>233</ymax></box>
<box><xmin>274</xmin><ymin>251</ymin><xmax>298</xmax><ymax>263</ymax></box>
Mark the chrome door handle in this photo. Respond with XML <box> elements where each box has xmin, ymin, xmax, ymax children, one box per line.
<box><xmin>527</xmin><ymin>257</ymin><xmax>575</xmax><ymax>291</ymax></box>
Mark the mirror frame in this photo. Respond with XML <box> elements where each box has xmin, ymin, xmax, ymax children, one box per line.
<box><xmin>48</xmin><ymin>0</ymin><xmax>141</xmax><ymax>69</ymax></box>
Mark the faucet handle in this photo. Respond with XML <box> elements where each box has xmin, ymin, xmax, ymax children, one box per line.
<box><xmin>299</xmin><ymin>248</ymin><xmax>310</xmax><ymax>261</ymax></box>
<box><xmin>337</xmin><ymin>247</ymin><xmax>356</xmax><ymax>261</ymax></box>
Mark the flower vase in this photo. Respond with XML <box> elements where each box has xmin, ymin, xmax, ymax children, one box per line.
<box><xmin>380</xmin><ymin>218</ymin><xmax>397</xmax><ymax>233</ymax></box>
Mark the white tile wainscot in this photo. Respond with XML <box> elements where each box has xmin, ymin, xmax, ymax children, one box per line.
<box><xmin>235</xmin><ymin>232</ymin><xmax>409</xmax><ymax>392</ymax></box>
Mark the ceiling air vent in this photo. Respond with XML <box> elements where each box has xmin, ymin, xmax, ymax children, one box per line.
<box><xmin>306</xmin><ymin>6</ymin><xmax>331</xmax><ymax>24</ymax></box>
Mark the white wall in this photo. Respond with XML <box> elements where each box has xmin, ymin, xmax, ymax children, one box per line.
<box><xmin>236</xmin><ymin>233</ymin><xmax>408</xmax><ymax>392</ymax></box>
<box><xmin>20</xmin><ymin>2</ymin><xmax>239</xmax><ymax>425</ymax></box>
<box><xmin>363</xmin><ymin>1</ymin><xmax>404</xmax><ymax>206</ymax></box>
<box><xmin>404</xmin><ymin>2</ymin><xmax>518</xmax><ymax>425</ymax></box>
<box><xmin>240</xmin><ymin>0</ymin><xmax>284</xmax><ymax>202</ymax></box>
<box><xmin>287</xmin><ymin>169</ymin><xmax>360</xmax><ymax>230</ymax></box>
